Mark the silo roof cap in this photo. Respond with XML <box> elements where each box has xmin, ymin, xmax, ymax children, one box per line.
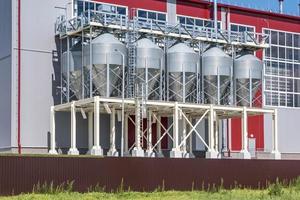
<box><xmin>202</xmin><ymin>47</ymin><xmax>230</xmax><ymax>58</ymax></box>
<box><xmin>92</xmin><ymin>33</ymin><xmax>123</xmax><ymax>45</ymax></box>
<box><xmin>168</xmin><ymin>43</ymin><xmax>195</xmax><ymax>54</ymax></box>
<box><xmin>137</xmin><ymin>38</ymin><xmax>160</xmax><ymax>49</ymax></box>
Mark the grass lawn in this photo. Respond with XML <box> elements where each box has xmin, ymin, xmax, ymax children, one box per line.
<box><xmin>1</xmin><ymin>188</ymin><xmax>300</xmax><ymax>200</ymax></box>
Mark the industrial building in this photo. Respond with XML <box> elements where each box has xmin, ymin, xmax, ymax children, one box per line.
<box><xmin>0</xmin><ymin>0</ymin><xmax>299</xmax><ymax>159</ymax></box>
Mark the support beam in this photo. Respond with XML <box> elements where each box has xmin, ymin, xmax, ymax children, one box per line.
<box><xmin>108</xmin><ymin>107</ymin><xmax>119</xmax><ymax>156</ymax></box>
<box><xmin>91</xmin><ymin>97</ymin><xmax>103</xmax><ymax>156</ymax></box>
<box><xmin>170</xmin><ymin>102</ymin><xmax>183</xmax><ymax>158</ymax></box>
<box><xmin>132</xmin><ymin>99</ymin><xmax>144</xmax><ymax>157</ymax></box>
<box><xmin>188</xmin><ymin>116</ymin><xmax>193</xmax><ymax>158</ymax></box>
<box><xmin>215</xmin><ymin>114</ymin><xmax>219</xmax><ymax>153</ymax></box>
<box><xmin>49</xmin><ymin>106</ymin><xmax>58</xmax><ymax>154</ymax></box>
<box><xmin>239</xmin><ymin>107</ymin><xmax>251</xmax><ymax>159</ymax></box>
<box><xmin>68</xmin><ymin>102</ymin><xmax>79</xmax><ymax>155</ymax></box>
<box><xmin>146</xmin><ymin>110</ymin><xmax>155</xmax><ymax>157</ymax></box>
<box><xmin>206</xmin><ymin>104</ymin><xmax>218</xmax><ymax>158</ymax></box>
<box><xmin>271</xmin><ymin>109</ymin><xmax>281</xmax><ymax>159</ymax></box>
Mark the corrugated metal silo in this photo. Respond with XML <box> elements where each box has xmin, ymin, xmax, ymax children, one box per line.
<box><xmin>83</xmin><ymin>33</ymin><xmax>127</xmax><ymax>97</ymax></box>
<box><xmin>202</xmin><ymin>47</ymin><xmax>232</xmax><ymax>105</ymax></box>
<box><xmin>136</xmin><ymin>38</ymin><xmax>164</xmax><ymax>100</ymax></box>
<box><xmin>234</xmin><ymin>54</ymin><xmax>263</xmax><ymax>107</ymax></box>
<box><xmin>167</xmin><ymin>43</ymin><xmax>199</xmax><ymax>103</ymax></box>
<box><xmin>62</xmin><ymin>42</ymin><xmax>82</xmax><ymax>100</ymax></box>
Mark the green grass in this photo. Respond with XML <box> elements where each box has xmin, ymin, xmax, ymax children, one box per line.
<box><xmin>2</xmin><ymin>178</ymin><xmax>300</xmax><ymax>200</ymax></box>
<box><xmin>1</xmin><ymin>189</ymin><xmax>300</xmax><ymax>200</ymax></box>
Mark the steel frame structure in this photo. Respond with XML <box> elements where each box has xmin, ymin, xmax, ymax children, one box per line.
<box><xmin>52</xmin><ymin>9</ymin><xmax>277</xmax><ymax>159</ymax></box>
<box><xmin>49</xmin><ymin>96</ymin><xmax>281</xmax><ymax>159</ymax></box>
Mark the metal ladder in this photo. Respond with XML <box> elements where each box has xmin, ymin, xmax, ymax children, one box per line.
<box><xmin>127</xmin><ymin>9</ymin><xmax>138</xmax><ymax>98</ymax></box>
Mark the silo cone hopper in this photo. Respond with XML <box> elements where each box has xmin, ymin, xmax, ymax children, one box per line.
<box><xmin>167</xmin><ymin>43</ymin><xmax>199</xmax><ymax>103</ymax></box>
<box><xmin>202</xmin><ymin>47</ymin><xmax>232</xmax><ymax>105</ymax></box>
<box><xmin>234</xmin><ymin>54</ymin><xmax>263</xmax><ymax>107</ymax></box>
<box><xmin>136</xmin><ymin>38</ymin><xmax>164</xmax><ymax>100</ymax></box>
<box><xmin>83</xmin><ymin>33</ymin><xmax>127</xmax><ymax>97</ymax></box>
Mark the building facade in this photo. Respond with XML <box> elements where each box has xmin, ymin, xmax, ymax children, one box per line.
<box><xmin>0</xmin><ymin>0</ymin><xmax>299</xmax><ymax>158</ymax></box>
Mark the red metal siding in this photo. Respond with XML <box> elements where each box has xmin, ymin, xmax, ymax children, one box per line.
<box><xmin>93</xmin><ymin>0</ymin><xmax>167</xmax><ymax>12</ymax></box>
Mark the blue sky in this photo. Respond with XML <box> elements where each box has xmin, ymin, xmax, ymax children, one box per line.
<box><xmin>218</xmin><ymin>0</ymin><xmax>300</xmax><ymax>16</ymax></box>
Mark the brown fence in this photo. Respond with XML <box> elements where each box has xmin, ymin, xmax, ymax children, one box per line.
<box><xmin>1</xmin><ymin>156</ymin><xmax>300</xmax><ymax>195</ymax></box>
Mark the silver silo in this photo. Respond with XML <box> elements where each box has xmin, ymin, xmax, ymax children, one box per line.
<box><xmin>83</xmin><ymin>33</ymin><xmax>127</xmax><ymax>97</ymax></box>
<box><xmin>62</xmin><ymin>42</ymin><xmax>82</xmax><ymax>100</ymax></box>
<box><xmin>234</xmin><ymin>54</ymin><xmax>263</xmax><ymax>107</ymax></box>
<box><xmin>167</xmin><ymin>43</ymin><xmax>199</xmax><ymax>103</ymax></box>
<box><xmin>136</xmin><ymin>38</ymin><xmax>164</xmax><ymax>100</ymax></box>
<box><xmin>202</xmin><ymin>47</ymin><xmax>232</xmax><ymax>105</ymax></box>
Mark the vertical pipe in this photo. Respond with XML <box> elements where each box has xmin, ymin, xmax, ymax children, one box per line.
<box><xmin>17</xmin><ymin>0</ymin><xmax>22</xmax><ymax>154</ymax></box>
<box><xmin>89</xmin><ymin>27</ymin><xmax>92</xmax><ymax>98</ymax></box>
<box><xmin>67</xmin><ymin>37</ymin><xmax>70</xmax><ymax>102</ymax></box>
<box><xmin>215</xmin><ymin>113</ymin><xmax>219</xmax><ymax>152</ymax></box>
<box><xmin>279</xmin><ymin>0</ymin><xmax>284</xmax><ymax>14</ymax></box>
<box><xmin>189</xmin><ymin>116</ymin><xmax>193</xmax><ymax>154</ymax></box>
<box><xmin>146</xmin><ymin>110</ymin><xmax>153</xmax><ymax>156</ymax></box>
<box><xmin>49</xmin><ymin>106</ymin><xmax>58</xmax><ymax>154</ymax></box>
<box><xmin>106</xmin><ymin>54</ymin><xmax>110</xmax><ymax>97</ymax></box>
<box><xmin>121</xmin><ymin>53</ymin><xmax>125</xmax><ymax>157</ymax></box>
<box><xmin>209</xmin><ymin>104</ymin><xmax>214</xmax><ymax>151</ymax></box>
<box><xmin>214</xmin><ymin>0</ymin><xmax>218</xmax><ymax>39</ymax></box>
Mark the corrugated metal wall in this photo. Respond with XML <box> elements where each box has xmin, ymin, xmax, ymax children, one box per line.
<box><xmin>1</xmin><ymin>156</ymin><xmax>300</xmax><ymax>195</ymax></box>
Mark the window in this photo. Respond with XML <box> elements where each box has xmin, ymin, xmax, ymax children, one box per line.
<box><xmin>177</xmin><ymin>15</ymin><xmax>221</xmax><ymax>30</ymax></box>
<box><xmin>230</xmin><ymin>23</ymin><xmax>255</xmax><ymax>33</ymax></box>
<box><xmin>263</xmin><ymin>29</ymin><xmax>300</xmax><ymax>108</ymax></box>
<box><xmin>137</xmin><ymin>9</ymin><xmax>167</xmax><ymax>24</ymax></box>
<box><xmin>76</xmin><ymin>0</ymin><xmax>127</xmax><ymax>16</ymax></box>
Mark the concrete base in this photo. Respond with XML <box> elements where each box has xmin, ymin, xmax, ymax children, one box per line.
<box><xmin>67</xmin><ymin>148</ymin><xmax>79</xmax><ymax>155</ymax></box>
<box><xmin>205</xmin><ymin>151</ymin><xmax>219</xmax><ymax>159</ymax></box>
<box><xmin>238</xmin><ymin>150</ymin><xmax>251</xmax><ymax>159</ymax></box>
<box><xmin>48</xmin><ymin>149</ymin><xmax>58</xmax><ymax>155</ymax></box>
<box><xmin>123</xmin><ymin>151</ymin><xmax>131</xmax><ymax>157</ymax></box>
<box><xmin>170</xmin><ymin>149</ymin><xmax>183</xmax><ymax>158</ymax></box>
<box><xmin>107</xmin><ymin>149</ymin><xmax>119</xmax><ymax>157</ymax></box>
<box><xmin>270</xmin><ymin>151</ymin><xmax>281</xmax><ymax>160</ymax></box>
<box><xmin>145</xmin><ymin>150</ymin><xmax>155</xmax><ymax>157</ymax></box>
<box><xmin>132</xmin><ymin>147</ymin><xmax>144</xmax><ymax>157</ymax></box>
<box><xmin>90</xmin><ymin>146</ymin><xmax>103</xmax><ymax>156</ymax></box>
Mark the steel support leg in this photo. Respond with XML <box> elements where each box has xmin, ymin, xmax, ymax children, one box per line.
<box><xmin>87</xmin><ymin>112</ymin><xmax>93</xmax><ymax>154</ymax></box>
<box><xmin>132</xmin><ymin>99</ymin><xmax>144</xmax><ymax>157</ymax></box>
<box><xmin>182</xmin><ymin>117</ymin><xmax>190</xmax><ymax>158</ymax></box>
<box><xmin>146</xmin><ymin>110</ymin><xmax>155</xmax><ymax>157</ymax></box>
<box><xmin>170</xmin><ymin>102</ymin><xmax>183</xmax><ymax>158</ymax></box>
<box><xmin>49</xmin><ymin>106</ymin><xmax>58</xmax><ymax>154</ymax></box>
<box><xmin>206</xmin><ymin>104</ymin><xmax>218</xmax><ymax>158</ymax></box>
<box><xmin>108</xmin><ymin>107</ymin><xmax>119</xmax><ymax>156</ymax></box>
<box><xmin>239</xmin><ymin>107</ymin><xmax>251</xmax><ymax>159</ymax></box>
<box><xmin>68</xmin><ymin>102</ymin><xmax>79</xmax><ymax>155</ymax></box>
<box><xmin>91</xmin><ymin>97</ymin><xmax>103</xmax><ymax>156</ymax></box>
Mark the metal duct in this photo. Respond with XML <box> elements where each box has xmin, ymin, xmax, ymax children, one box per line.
<box><xmin>167</xmin><ymin>43</ymin><xmax>199</xmax><ymax>102</ymax></box>
<box><xmin>234</xmin><ymin>54</ymin><xmax>263</xmax><ymax>107</ymax></box>
<box><xmin>83</xmin><ymin>33</ymin><xmax>127</xmax><ymax>97</ymax></box>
